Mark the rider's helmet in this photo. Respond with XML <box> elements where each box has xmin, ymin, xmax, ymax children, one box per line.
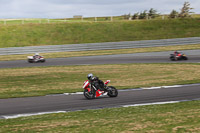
<box><xmin>87</xmin><ymin>73</ymin><xmax>93</xmax><ymax>80</ymax></box>
<box><xmin>35</xmin><ymin>53</ymin><xmax>39</xmax><ymax>56</ymax></box>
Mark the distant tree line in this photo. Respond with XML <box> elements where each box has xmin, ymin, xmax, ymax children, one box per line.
<box><xmin>123</xmin><ymin>1</ymin><xmax>194</xmax><ymax>20</ymax></box>
<box><xmin>169</xmin><ymin>1</ymin><xmax>193</xmax><ymax>18</ymax></box>
<box><xmin>123</xmin><ymin>8</ymin><xmax>159</xmax><ymax>20</ymax></box>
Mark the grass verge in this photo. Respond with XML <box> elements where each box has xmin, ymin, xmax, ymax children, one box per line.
<box><xmin>1</xmin><ymin>63</ymin><xmax>200</xmax><ymax>99</ymax></box>
<box><xmin>0</xmin><ymin>100</ymin><xmax>200</xmax><ymax>132</ymax></box>
<box><xmin>1</xmin><ymin>19</ymin><xmax>200</xmax><ymax>48</ymax></box>
<box><xmin>0</xmin><ymin>44</ymin><xmax>200</xmax><ymax>61</ymax></box>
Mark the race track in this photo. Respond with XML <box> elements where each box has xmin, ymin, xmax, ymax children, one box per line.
<box><xmin>0</xmin><ymin>50</ymin><xmax>200</xmax><ymax>69</ymax></box>
<box><xmin>1</xmin><ymin>84</ymin><xmax>200</xmax><ymax>118</ymax></box>
<box><xmin>0</xmin><ymin>49</ymin><xmax>200</xmax><ymax>119</ymax></box>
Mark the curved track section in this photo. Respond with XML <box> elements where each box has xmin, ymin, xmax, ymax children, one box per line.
<box><xmin>0</xmin><ymin>50</ymin><xmax>199</xmax><ymax>69</ymax></box>
<box><xmin>0</xmin><ymin>84</ymin><xmax>200</xmax><ymax>118</ymax></box>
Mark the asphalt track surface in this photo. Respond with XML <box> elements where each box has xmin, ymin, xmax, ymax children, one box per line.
<box><xmin>1</xmin><ymin>84</ymin><xmax>200</xmax><ymax>118</ymax></box>
<box><xmin>0</xmin><ymin>50</ymin><xmax>200</xmax><ymax>69</ymax></box>
<box><xmin>0</xmin><ymin>49</ymin><xmax>200</xmax><ymax>118</ymax></box>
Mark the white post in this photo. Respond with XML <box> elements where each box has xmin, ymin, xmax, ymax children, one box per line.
<box><xmin>47</xmin><ymin>19</ymin><xmax>50</xmax><ymax>23</ymax></box>
<box><xmin>81</xmin><ymin>16</ymin><xmax>83</xmax><ymax>21</ymax></box>
<box><xmin>111</xmin><ymin>16</ymin><xmax>113</xmax><ymax>21</ymax></box>
<box><xmin>4</xmin><ymin>20</ymin><xmax>6</xmax><ymax>25</ymax></box>
<box><xmin>95</xmin><ymin>17</ymin><xmax>97</xmax><ymax>22</ymax></box>
<box><xmin>162</xmin><ymin>15</ymin><xmax>165</xmax><ymax>20</ymax></box>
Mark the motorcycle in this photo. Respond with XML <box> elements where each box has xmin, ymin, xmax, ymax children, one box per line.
<box><xmin>83</xmin><ymin>80</ymin><xmax>118</xmax><ymax>99</ymax></box>
<box><xmin>27</xmin><ymin>56</ymin><xmax>46</xmax><ymax>63</ymax></box>
<box><xmin>170</xmin><ymin>53</ymin><xmax>188</xmax><ymax>61</ymax></box>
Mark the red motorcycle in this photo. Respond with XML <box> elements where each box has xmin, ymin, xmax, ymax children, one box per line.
<box><xmin>83</xmin><ymin>80</ymin><xmax>118</xmax><ymax>99</ymax></box>
<box><xmin>170</xmin><ymin>53</ymin><xmax>188</xmax><ymax>61</ymax></box>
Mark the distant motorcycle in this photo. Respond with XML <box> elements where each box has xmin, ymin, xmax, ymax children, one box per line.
<box><xmin>83</xmin><ymin>80</ymin><xmax>118</xmax><ymax>99</ymax></box>
<box><xmin>27</xmin><ymin>56</ymin><xmax>45</xmax><ymax>63</ymax></box>
<box><xmin>170</xmin><ymin>53</ymin><xmax>188</xmax><ymax>61</ymax></box>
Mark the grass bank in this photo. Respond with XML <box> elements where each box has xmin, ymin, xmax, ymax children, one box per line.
<box><xmin>0</xmin><ymin>19</ymin><xmax>200</xmax><ymax>48</ymax></box>
<box><xmin>0</xmin><ymin>100</ymin><xmax>200</xmax><ymax>132</ymax></box>
<box><xmin>0</xmin><ymin>44</ymin><xmax>200</xmax><ymax>61</ymax></box>
<box><xmin>1</xmin><ymin>63</ymin><xmax>200</xmax><ymax>99</ymax></box>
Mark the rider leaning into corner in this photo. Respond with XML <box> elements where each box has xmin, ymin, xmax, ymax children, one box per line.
<box><xmin>87</xmin><ymin>73</ymin><xmax>106</xmax><ymax>91</ymax></box>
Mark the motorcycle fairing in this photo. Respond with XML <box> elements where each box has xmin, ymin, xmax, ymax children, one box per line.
<box><xmin>83</xmin><ymin>80</ymin><xmax>89</xmax><ymax>89</ymax></box>
<box><xmin>104</xmin><ymin>80</ymin><xmax>110</xmax><ymax>85</ymax></box>
<box><xmin>96</xmin><ymin>89</ymin><xmax>104</xmax><ymax>97</ymax></box>
<box><xmin>83</xmin><ymin>80</ymin><xmax>109</xmax><ymax>97</ymax></box>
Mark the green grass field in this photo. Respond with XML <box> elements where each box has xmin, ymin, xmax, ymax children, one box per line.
<box><xmin>1</xmin><ymin>100</ymin><xmax>200</xmax><ymax>132</ymax></box>
<box><xmin>0</xmin><ymin>18</ymin><xmax>200</xmax><ymax>48</ymax></box>
<box><xmin>1</xmin><ymin>63</ymin><xmax>200</xmax><ymax>99</ymax></box>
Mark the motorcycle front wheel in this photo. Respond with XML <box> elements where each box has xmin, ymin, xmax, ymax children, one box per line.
<box><xmin>84</xmin><ymin>89</ymin><xmax>95</xmax><ymax>99</ymax></box>
<box><xmin>183</xmin><ymin>56</ymin><xmax>188</xmax><ymax>60</ymax></box>
<box><xmin>107</xmin><ymin>86</ymin><xmax>118</xmax><ymax>97</ymax></box>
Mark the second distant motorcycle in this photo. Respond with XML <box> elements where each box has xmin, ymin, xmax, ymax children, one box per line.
<box><xmin>170</xmin><ymin>53</ymin><xmax>188</xmax><ymax>61</ymax></box>
<box><xmin>27</xmin><ymin>55</ymin><xmax>45</xmax><ymax>63</ymax></box>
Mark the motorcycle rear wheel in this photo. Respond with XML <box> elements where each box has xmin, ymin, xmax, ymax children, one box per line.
<box><xmin>107</xmin><ymin>86</ymin><xmax>118</xmax><ymax>97</ymax></box>
<box><xmin>28</xmin><ymin>59</ymin><xmax>34</xmax><ymax>63</ymax></box>
<box><xmin>84</xmin><ymin>89</ymin><xmax>95</xmax><ymax>99</ymax></box>
<box><xmin>170</xmin><ymin>56</ymin><xmax>175</xmax><ymax>61</ymax></box>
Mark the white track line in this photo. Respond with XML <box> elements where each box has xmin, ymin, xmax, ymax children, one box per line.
<box><xmin>47</xmin><ymin>83</ymin><xmax>200</xmax><ymax>96</ymax></box>
<box><xmin>122</xmin><ymin>101</ymin><xmax>180</xmax><ymax>107</ymax></box>
<box><xmin>141</xmin><ymin>85</ymin><xmax>182</xmax><ymax>89</ymax></box>
<box><xmin>2</xmin><ymin>111</ymin><xmax>66</xmax><ymax>119</ymax></box>
<box><xmin>63</xmin><ymin>92</ymin><xmax>83</xmax><ymax>95</ymax></box>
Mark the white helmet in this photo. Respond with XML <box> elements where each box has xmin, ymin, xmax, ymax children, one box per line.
<box><xmin>35</xmin><ymin>53</ymin><xmax>39</xmax><ymax>55</ymax></box>
<box><xmin>87</xmin><ymin>73</ymin><xmax>93</xmax><ymax>80</ymax></box>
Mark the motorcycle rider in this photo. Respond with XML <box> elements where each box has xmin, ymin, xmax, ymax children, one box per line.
<box><xmin>87</xmin><ymin>73</ymin><xmax>106</xmax><ymax>91</ymax></box>
<box><xmin>174</xmin><ymin>50</ymin><xmax>181</xmax><ymax>60</ymax></box>
<box><xmin>33</xmin><ymin>53</ymin><xmax>41</xmax><ymax>60</ymax></box>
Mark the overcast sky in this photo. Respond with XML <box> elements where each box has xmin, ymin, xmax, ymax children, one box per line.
<box><xmin>0</xmin><ymin>0</ymin><xmax>199</xmax><ymax>19</ymax></box>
